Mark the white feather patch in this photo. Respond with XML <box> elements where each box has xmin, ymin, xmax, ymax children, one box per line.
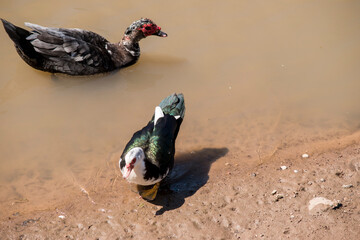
<box><xmin>175</xmin><ymin>115</ymin><xmax>180</xmax><ymax>119</ymax></box>
<box><xmin>154</xmin><ymin>106</ymin><xmax>164</xmax><ymax>126</ymax></box>
<box><xmin>73</xmin><ymin>55</ymin><xmax>84</xmax><ymax>61</ymax></box>
<box><xmin>24</xmin><ymin>22</ymin><xmax>45</xmax><ymax>31</ymax></box>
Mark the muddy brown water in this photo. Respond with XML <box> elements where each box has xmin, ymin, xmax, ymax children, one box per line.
<box><xmin>0</xmin><ymin>0</ymin><xmax>359</xmax><ymax>216</ymax></box>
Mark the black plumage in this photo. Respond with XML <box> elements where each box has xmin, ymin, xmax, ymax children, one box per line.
<box><xmin>1</xmin><ymin>18</ymin><xmax>167</xmax><ymax>75</ymax></box>
<box><xmin>122</xmin><ymin>114</ymin><xmax>180</xmax><ymax>180</ymax></box>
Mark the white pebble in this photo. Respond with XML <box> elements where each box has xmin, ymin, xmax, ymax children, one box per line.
<box><xmin>58</xmin><ymin>215</ymin><xmax>66</xmax><ymax>219</ymax></box>
<box><xmin>294</xmin><ymin>170</ymin><xmax>299</xmax><ymax>173</ymax></box>
<box><xmin>280</xmin><ymin>166</ymin><xmax>287</xmax><ymax>170</ymax></box>
<box><xmin>308</xmin><ymin>197</ymin><xmax>337</xmax><ymax>211</ymax></box>
<box><xmin>271</xmin><ymin>190</ymin><xmax>277</xmax><ymax>195</ymax></box>
<box><xmin>302</xmin><ymin>153</ymin><xmax>309</xmax><ymax>158</ymax></box>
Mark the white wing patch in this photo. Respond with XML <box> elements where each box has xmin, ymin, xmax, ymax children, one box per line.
<box><xmin>25</xmin><ymin>22</ymin><xmax>47</xmax><ymax>32</ymax></box>
<box><xmin>154</xmin><ymin>106</ymin><xmax>164</xmax><ymax>126</ymax></box>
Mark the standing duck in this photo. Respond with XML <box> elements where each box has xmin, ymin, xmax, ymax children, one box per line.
<box><xmin>119</xmin><ymin>93</ymin><xmax>185</xmax><ymax>200</ymax></box>
<box><xmin>1</xmin><ymin>18</ymin><xmax>167</xmax><ymax>75</ymax></box>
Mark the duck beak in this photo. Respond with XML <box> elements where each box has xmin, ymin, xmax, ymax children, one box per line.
<box><xmin>154</xmin><ymin>30</ymin><xmax>167</xmax><ymax>37</ymax></box>
<box><xmin>123</xmin><ymin>164</ymin><xmax>133</xmax><ymax>179</ymax></box>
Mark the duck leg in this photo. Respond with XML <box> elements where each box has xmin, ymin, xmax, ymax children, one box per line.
<box><xmin>136</xmin><ymin>182</ymin><xmax>160</xmax><ymax>201</ymax></box>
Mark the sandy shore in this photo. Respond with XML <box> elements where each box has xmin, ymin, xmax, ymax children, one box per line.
<box><xmin>1</xmin><ymin>131</ymin><xmax>359</xmax><ymax>239</ymax></box>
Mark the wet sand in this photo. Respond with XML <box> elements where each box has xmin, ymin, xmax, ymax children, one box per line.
<box><xmin>0</xmin><ymin>0</ymin><xmax>360</xmax><ymax>239</ymax></box>
<box><xmin>1</xmin><ymin>133</ymin><xmax>359</xmax><ymax>239</ymax></box>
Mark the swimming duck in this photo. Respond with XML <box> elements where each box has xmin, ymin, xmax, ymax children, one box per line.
<box><xmin>1</xmin><ymin>18</ymin><xmax>167</xmax><ymax>75</ymax></box>
<box><xmin>119</xmin><ymin>93</ymin><xmax>185</xmax><ymax>200</ymax></box>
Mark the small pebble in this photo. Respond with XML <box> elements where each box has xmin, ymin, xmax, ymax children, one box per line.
<box><xmin>320</xmin><ymin>178</ymin><xmax>325</xmax><ymax>182</ymax></box>
<box><xmin>290</xmin><ymin>215</ymin><xmax>295</xmax><ymax>219</ymax></box>
<box><xmin>302</xmin><ymin>153</ymin><xmax>309</xmax><ymax>158</ymax></box>
<box><xmin>342</xmin><ymin>184</ymin><xmax>353</xmax><ymax>189</ymax></box>
<box><xmin>251</xmin><ymin>173</ymin><xmax>257</xmax><ymax>177</ymax></box>
<box><xmin>58</xmin><ymin>215</ymin><xmax>65</xmax><ymax>219</ymax></box>
<box><xmin>335</xmin><ymin>171</ymin><xmax>345</xmax><ymax>178</ymax></box>
<box><xmin>308</xmin><ymin>181</ymin><xmax>313</xmax><ymax>185</ymax></box>
<box><xmin>294</xmin><ymin>170</ymin><xmax>299</xmax><ymax>173</ymax></box>
<box><xmin>331</xmin><ymin>201</ymin><xmax>343</xmax><ymax>209</ymax></box>
<box><xmin>280</xmin><ymin>166</ymin><xmax>287</xmax><ymax>170</ymax></box>
<box><xmin>225</xmin><ymin>162</ymin><xmax>230</xmax><ymax>166</ymax></box>
<box><xmin>271</xmin><ymin>190</ymin><xmax>277</xmax><ymax>195</ymax></box>
<box><xmin>275</xmin><ymin>194</ymin><xmax>284</xmax><ymax>201</ymax></box>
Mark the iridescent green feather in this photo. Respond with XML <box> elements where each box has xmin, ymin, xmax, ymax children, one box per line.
<box><xmin>121</xmin><ymin>93</ymin><xmax>185</xmax><ymax>170</ymax></box>
<box><xmin>159</xmin><ymin>93</ymin><xmax>185</xmax><ymax>118</ymax></box>
<box><xmin>121</xmin><ymin>124</ymin><xmax>152</xmax><ymax>159</ymax></box>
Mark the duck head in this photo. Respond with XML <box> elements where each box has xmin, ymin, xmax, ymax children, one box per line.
<box><xmin>121</xmin><ymin>147</ymin><xmax>145</xmax><ymax>179</ymax></box>
<box><xmin>123</xmin><ymin>18</ymin><xmax>167</xmax><ymax>42</ymax></box>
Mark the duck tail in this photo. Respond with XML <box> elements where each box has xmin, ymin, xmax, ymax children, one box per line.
<box><xmin>2</xmin><ymin>18</ymin><xmax>39</xmax><ymax>61</ymax></box>
<box><xmin>159</xmin><ymin>93</ymin><xmax>185</xmax><ymax>119</ymax></box>
<box><xmin>2</xmin><ymin>19</ymin><xmax>30</xmax><ymax>46</ymax></box>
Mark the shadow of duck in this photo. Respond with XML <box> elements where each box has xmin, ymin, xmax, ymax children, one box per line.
<box><xmin>151</xmin><ymin>147</ymin><xmax>229</xmax><ymax>215</ymax></box>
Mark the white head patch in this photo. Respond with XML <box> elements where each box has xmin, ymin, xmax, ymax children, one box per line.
<box><xmin>125</xmin><ymin>147</ymin><xmax>145</xmax><ymax>165</ymax></box>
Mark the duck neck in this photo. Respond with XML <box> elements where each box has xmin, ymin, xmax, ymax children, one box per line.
<box><xmin>120</xmin><ymin>35</ymin><xmax>141</xmax><ymax>57</ymax></box>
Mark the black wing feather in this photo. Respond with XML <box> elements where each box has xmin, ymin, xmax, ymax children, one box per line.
<box><xmin>146</xmin><ymin>115</ymin><xmax>179</xmax><ymax>175</ymax></box>
<box><xmin>24</xmin><ymin>23</ymin><xmax>113</xmax><ymax>69</ymax></box>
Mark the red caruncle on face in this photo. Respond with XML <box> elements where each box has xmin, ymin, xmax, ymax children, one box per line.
<box><xmin>140</xmin><ymin>23</ymin><xmax>160</xmax><ymax>36</ymax></box>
